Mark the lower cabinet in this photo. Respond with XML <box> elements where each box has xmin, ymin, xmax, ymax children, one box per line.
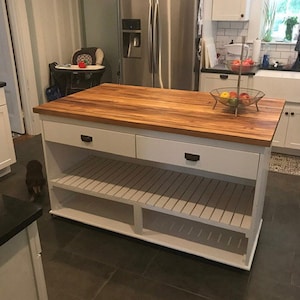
<box><xmin>0</xmin><ymin>222</ymin><xmax>48</xmax><ymax>300</ymax></box>
<box><xmin>40</xmin><ymin>117</ymin><xmax>270</xmax><ymax>270</ymax></box>
<box><xmin>200</xmin><ymin>72</ymin><xmax>250</xmax><ymax>92</ymax></box>
<box><xmin>273</xmin><ymin>103</ymin><xmax>300</xmax><ymax>150</ymax></box>
<box><xmin>254</xmin><ymin>71</ymin><xmax>300</xmax><ymax>153</ymax></box>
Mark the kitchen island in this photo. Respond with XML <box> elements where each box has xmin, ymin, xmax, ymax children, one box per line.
<box><xmin>33</xmin><ymin>83</ymin><xmax>284</xmax><ymax>270</ymax></box>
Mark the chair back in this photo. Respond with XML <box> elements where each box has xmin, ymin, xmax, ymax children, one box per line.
<box><xmin>72</xmin><ymin>47</ymin><xmax>104</xmax><ymax>65</ymax></box>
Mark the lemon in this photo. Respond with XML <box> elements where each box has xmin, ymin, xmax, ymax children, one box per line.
<box><xmin>220</xmin><ymin>91</ymin><xmax>230</xmax><ymax>98</ymax></box>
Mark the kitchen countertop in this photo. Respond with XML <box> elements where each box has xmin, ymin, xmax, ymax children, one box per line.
<box><xmin>0</xmin><ymin>194</ymin><xmax>42</xmax><ymax>246</ymax></box>
<box><xmin>33</xmin><ymin>83</ymin><xmax>285</xmax><ymax>147</ymax></box>
<box><xmin>201</xmin><ymin>64</ymin><xmax>259</xmax><ymax>75</ymax></box>
<box><xmin>255</xmin><ymin>69</ymin><xmax>300</xmax><ymax>79</ymax></box>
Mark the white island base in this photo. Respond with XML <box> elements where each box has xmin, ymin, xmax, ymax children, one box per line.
<box><xmin>41</xmin><ymin>117</ymin><xmax>270</xmax><ymax>270</ymax></box>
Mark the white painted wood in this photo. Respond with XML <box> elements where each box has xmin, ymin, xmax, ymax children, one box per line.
<box><xmin>27</xmin><ymin>222</ymin><xmax>48</xmax><ymax>300</ymax></box>
<box><xmin>0</xmin><ymin>88</ymin><xmax>16</xmax><ymax>173</ymax></box>
<box><xmin>136</xmin><ymin>135</ymin><xmax>259</xmax><ymax>180</ymax></box>
<box><xmin>212</xmin><ymin>0</ymin><xmax>251</xmax><ymax>21</ymax></box>
<box><xmin>49</xmin><ymin>193</ymin><xmax>254</xmax><ymax>269</ymax></box>
<box><xmin>284</xmin><ymin>105</ymin><xmax>300</xmax><ymax>150</ymax></box>
<box><xmin>0</xmin><ymin>0</ymin><xmax>25</xmax><ymax>133</ymax></box>
<box><xmin>5</xmin><ymin>0</ymin><xmax>41</xmax><ymax>135</ymax></box>
<box><xmin>199</xmin><ymin>73</ymin><xmax>249</xmax><ymax>92</ymax></box>
<box><xmin>0</xmin><ymin>222</ymin><xmax>48</xmax><ymax>300</ymax></box>
<box><xmin>39</xmin><ymin>115</ymin><xmax>271</xmax><ymax>270</ymax></box>
<box><xmin>43</xmin><ymin>120</ymin><xmax>136</xmax><ymax>157</ymax></box>
<box><xmin>49</xmin><ymin>155</ymin><xmax>255</xmax><ymax>233</ymax></box>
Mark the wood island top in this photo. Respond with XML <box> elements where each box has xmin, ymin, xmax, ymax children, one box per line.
<box><xmin>33</xmin><ymin>83</ymin><xmax>285</xmax><ymax>147</ymax></box>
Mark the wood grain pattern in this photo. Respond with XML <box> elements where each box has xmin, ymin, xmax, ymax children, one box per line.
<box><xmin>33</xmin><ymin>83</ymin><xmax>285</xmax><ymax>146</ymax></box>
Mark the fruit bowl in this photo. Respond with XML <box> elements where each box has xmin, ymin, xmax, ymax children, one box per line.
<box><xmin>210</xmin><ymin>87</ymin><xmax>265</xmax><ymax>115</ymax></box>
<box><xmin>227</xmin><ymin>59</ymin><xmax>258</xmax><ymax>73</ymax></box>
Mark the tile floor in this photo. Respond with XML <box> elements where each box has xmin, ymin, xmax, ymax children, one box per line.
<box><xmin>0</xmin><ymin>135</ymin><xmax>300</xmax><ymax>300</ymax></box>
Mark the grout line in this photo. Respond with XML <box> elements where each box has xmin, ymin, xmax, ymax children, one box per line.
<box><xmin>91</xmin><ymin>269</ymin><xmax>117</xmax><ymax>300</ymax></box>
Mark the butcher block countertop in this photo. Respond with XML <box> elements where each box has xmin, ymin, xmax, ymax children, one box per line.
<box><xmin>33</xmin><ymin>83</ymin><xmax>285</xmax><ymax>147</ymax></box>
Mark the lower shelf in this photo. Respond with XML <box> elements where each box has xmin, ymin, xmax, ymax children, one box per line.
<box><xmin>50</xmin><ymin>190</ymin><xmax>260</xmax><ymax>270</ymax></box>
<box><xmin>51</xmin><ymin>155</ymin><xmax>255</xmax><ymax>234</ymax></box>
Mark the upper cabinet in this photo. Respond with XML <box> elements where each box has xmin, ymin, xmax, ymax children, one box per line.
<box><xmin>212</xmin><ymin>0</ymin><xmax>251</xmax><ymax>21</ymax></box>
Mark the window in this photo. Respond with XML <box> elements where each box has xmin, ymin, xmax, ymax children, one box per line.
<box><xmin>268</xmin><ymin>0</ymin><xmax>300</xmax><ymax>42</ymax></box>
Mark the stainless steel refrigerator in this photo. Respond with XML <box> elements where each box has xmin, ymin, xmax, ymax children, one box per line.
<box><xmin>118</xmin><ymin>0</ymin><xmax>201</xmax><ymax>91</ymax></box>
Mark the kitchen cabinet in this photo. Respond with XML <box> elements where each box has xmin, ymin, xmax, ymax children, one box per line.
<box><xmin>253</xmin><ymin>71</ymin><xmax>300</xmax><ymax>152</ymax></box>
<box><xmin>34</xmin><ymin>84</ymin><xmax>284</xmax><ymax>270</ymax></box>
<box><xmin>0</xmin><ymin>83</ymin><xmax>16</xmax><ymax>177</ymax></box>
<box><xmin>200</xmin><ymin>72</ymin><xmax>251</xmax><ymax>92</ymax></box>
<box><xmin>212</xmin><ymin>0</ymin><xmax>251</xmax><ymax>21</ymax></box>
<box><xmin>273</xmin><ymin>104</ymin><xmax>300</xmax><ymax>150</ymax></box>
<box><xmin>0</xmin><ymin>195</ymin><xmax>47</xmax><ymax>300</ymax></box>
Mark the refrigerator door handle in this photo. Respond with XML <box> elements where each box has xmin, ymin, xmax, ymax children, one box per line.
<box><xmin>148</xmin><ymin>0</ymin><xmax>153</xmax><ymax>73</ymax></box>
<box><xmin>153</xmin><ymin>0</ymin><xmax>159</xmax><ymax>74</ymax></box>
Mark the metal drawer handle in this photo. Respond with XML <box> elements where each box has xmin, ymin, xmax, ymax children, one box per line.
<box><xmin>185</xmin><ymin>153</ymin><xmax>200</xmax><ymax>162</ymax></box>
<box><xmin>220</xmin><ymin>74</ymin><xmax>228</xmax><ymax>80</ymax></box>
<box><xmin>81</xmin><ymin>135</ymin><xmax>93</xmax><ymax>143</ymax></box>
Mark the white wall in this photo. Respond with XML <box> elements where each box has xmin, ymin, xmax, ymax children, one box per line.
<box><xmin>81</xmin><ymin>0</ymin><xmax>120</xmax><ymax>83</ymax></box>
<box><xmin>27</xmin><ymin>0</ymin><xmax>83</xmax><ymax>103</ymax></box>
<box><xmin>214</xmin><ymin>0</ymin><xmax>298</xmax><ymax>65</ymax></box>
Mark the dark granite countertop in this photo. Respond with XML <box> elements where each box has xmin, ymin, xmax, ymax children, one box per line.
<box><xmin>0</xmin><ymin>194</ymin><xmax>42</xmax><ymax>246</ymax></box>
<box><xmin>0</xmin><ymin>82</ymin><xmax>6</xmax><ymax>88</ymax></box>
<box><xmin>201</xmin><ymin>64</ymin><xmax>259</xmax><ymax>76</ymax></box>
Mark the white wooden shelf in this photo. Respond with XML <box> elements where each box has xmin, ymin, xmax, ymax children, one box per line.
<box><xmin>50</xmin><ymin>156</ymin><xmax>254</xmax><ymax>234</ymax></box>
<box><xmin>50</xmin><ymin>192</ymin><xmax>259</xmax><ymax>270</ymax></box>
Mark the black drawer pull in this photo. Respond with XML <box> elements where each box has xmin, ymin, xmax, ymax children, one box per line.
<box><xmin>81</xmin><ymin>135</ymin><xmax>93</xmax><ymax>143</ymax></box>
<box><xmin>185</xmin><ymin>153</ymin><xmax>200</xmax><ymax>162</ymax></box>
<box><xmin>220</xmin><ymin>74</ymin><xmax>228</xmax><ymax>80</ymax></box>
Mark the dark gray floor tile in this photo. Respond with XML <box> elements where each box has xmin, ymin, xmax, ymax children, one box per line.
<box><xmin>94</xmin><ymin>269</ymin><xmax>208</xmax><ymax>300</ymax></box>
<box><xmin>246</xmin><ymin>274</ymin><xmax>300</xmax><ymax>300</ymax></box>
<box><xmin>259</xmin><ymin>220</ymin><xmax>300</xmax><ymax>252</ymax></box>
<box><xmin>250</xmin><ymin>242</ymin><xmax>295</xmax><ymax>285</ymax></box>
<box><xmin>144</xmin><ymin>248</ymin><xmax>250</xmax><ymax>300</ymax></box>
<box><xmin>291</xmin><ymin>251</ymin><xmax>300</xmax><ymax>288</ymax></box>
<box><xmin>38</xmin><ymin>217</ymin><xmax>85</xmax><ymax>259</ymax></box>
<box><xmin>44</xmin><ymin>249</ymin><xmax>115</xmax><ymax>300</ymax></box>
<box><xmin>64</xmin><ymin>225</ymin><xmax>160</xmax><ymax>274</ymax></box>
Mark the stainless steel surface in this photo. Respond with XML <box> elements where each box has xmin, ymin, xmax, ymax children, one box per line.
<box><xmin>119</xmin><ymin>0</ymin><xmax>200</xmax><ymax>91</ymax></box>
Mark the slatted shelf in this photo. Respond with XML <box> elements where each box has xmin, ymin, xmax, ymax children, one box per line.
<box><xmin>50</xmin><ymin>156</ymin><xmax>255</xmax><ymax>233</ymax></box>
<box><xmin>50</xmin><ymin>191</ymin><xmax>255</xmax><ymax>270</ymax></box>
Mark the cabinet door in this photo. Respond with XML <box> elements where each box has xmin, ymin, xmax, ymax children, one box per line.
<box><xmin>212</xmin><ymin>0</ymin><xmax>250</xmax><ymax>21</ymax></box>
<box><xmin>0</xmin><ymin>105</ymin><xmax>16</xmax><ymax>170</ymax></box>
<box><xmin>200</xmin><ymin>73</ymin><xmax>248</xmax><ymax>92</ymax></box>
<box><xmin>272</xmin><ymin>109</ymin><xmax>289</xmax><ymax>148</ymax></box>
<box><xmin>285</xmin><ymin>105</ymin><xmax>300</xmax><ymax>150</ymax></box>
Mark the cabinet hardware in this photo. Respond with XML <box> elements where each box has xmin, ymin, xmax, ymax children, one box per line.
<box><xmin>184</xmin><ymin>153</ymin><xmax>200</xmax><ymax>162</ymax></box>
<box><xmin>291</xmin><ymin>112</ymin><xmax>295</xmax><ymax>116</ymax></box>
<box><xmin>220</xmin><ymin>74</ymin><xmax>228</xmax><ymax>80</ymax></box>
<box><xmin>81</xmin><ymin>135</ymin><xmax>93</xmax><ymax>143</ymax></box>
<box><xmin>241</xmin><ymin>14</ymin><xmax>244</xmax><ymax>18</ymax></box>
<box><xmin>285</xmin><ymin>112</ymin><xmax>288</xmax><ymax>115</ymax></box>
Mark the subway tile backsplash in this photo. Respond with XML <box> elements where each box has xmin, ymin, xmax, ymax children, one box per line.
<box><xmin>215</xmin><ymin>21</ymin><xmax>298</xmax><ymax>66</ymax></box>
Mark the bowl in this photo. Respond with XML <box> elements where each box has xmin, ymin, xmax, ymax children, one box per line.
<box><xmin>210</xmin><ymin>87</ymin><xmax>265</xmax><ymax>109</ymax></box>
<box><xmin>227</xmin><ymin>59</ymin><xmax>258</xmax><ymax>73</ymax></box>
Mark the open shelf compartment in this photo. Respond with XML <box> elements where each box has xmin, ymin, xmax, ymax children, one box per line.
<box><xmin>50</xmin><ymin>155</ymin><xmax>255</xmax><ymax>234</ymax></box>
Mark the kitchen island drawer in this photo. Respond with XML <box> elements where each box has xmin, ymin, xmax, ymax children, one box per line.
<box><xmin>136</xmin><ymin>136</ymin><xmax>259</xmax><ymax>180</ymax></box>
<box><xmin>43</xmin><ymin>120</ymin><xmax>136</xmax><ymax>157</ymax></box>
